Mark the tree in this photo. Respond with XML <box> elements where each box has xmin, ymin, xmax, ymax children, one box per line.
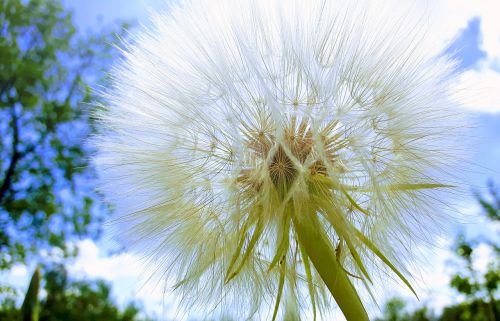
<box><xmin>374</xmin><ymin>298</ymin><xmax>435</xmax><ymax>321</ymax></box>
<box><xmin>443</xmin><ymin>181</ymin><xmax>500</xmax><ymax>321</ymax></box>
<box><xmin>39</xmin><ymin>265</ymin><xmax>149</xmax><ymax>321</ymax></box>
<box><xmin>0</xmin><ymin>0</ymin><xmax>124</xmax><ymax>269</ymax></box>
<box><xmin>0</xmin><ymin>265</ymin><xmax>151</xmax><ymax>321</ymax></box>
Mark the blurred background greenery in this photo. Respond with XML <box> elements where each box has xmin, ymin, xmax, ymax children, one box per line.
<box><xmin>0</xmin><ymin>0</ymin><xmax>498</xmax><ymax>320</ymax></box>
<box><xmin>374</xmin><ymin>183</ymin><xmax>500</xmax><ymax>321</ymax></box>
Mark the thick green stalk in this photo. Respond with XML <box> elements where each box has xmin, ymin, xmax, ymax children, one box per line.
<box><xmin>292</xmin><ymin>207</ymin><xmax>369</xmax><ymax>321</ymax></box>
<box><xmin>21</xmin><ymin>266</ymin><xmax>41</xmax><ymax>321</ymax></box>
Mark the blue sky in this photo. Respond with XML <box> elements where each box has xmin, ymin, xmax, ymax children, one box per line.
<box><xmin>5</xmin><ymin>1</ymin><xmax>500</xmax><ymax>320</ymax></box>
<box><xmin>63</xmin><ymin>0</ymin><xmax>163</xmax><ymax>30</ymax></box>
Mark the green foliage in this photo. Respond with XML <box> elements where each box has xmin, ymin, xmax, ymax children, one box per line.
<box><xmin>374</xmin><ymin>298</ymin><xmax>435</xmax><ymax>321</ymax></box>
<box><xmin>447</xmin><ymin>182</ymin><xmax>500</xmax><ymax>321</ymax></box>
<box><xmin>0</xmin><ymin>1</ymin><xmax>152</xmax><ymax>319</ymax></box>
<box><xmin>39</xmin><ymin>265</ymin><xmax>147</xmax><ymax>321</ymax></box>
<box><xmin>0</xmin><ymin>0</ymin><xmax>124</xmax><ymax>269</ymax></box>
<box><xmin>440</xmin><ymin>300</ymin><xmax>500</xmax><ymax>321</ymax></box>
<box><xmin>0</xmin><ymin>265</ymin><xmax>150</xmax><ymax>321</ymax></box>
<box><xmin>477</xmin><ymin>181</ymin><xmax>500</xmax><ymax>222</ymax></box>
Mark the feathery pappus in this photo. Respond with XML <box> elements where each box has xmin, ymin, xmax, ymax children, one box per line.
<box><xmin>93</xmin><ymin>0</ymin><xmax>468</xmax><ymax>320</ymax></box>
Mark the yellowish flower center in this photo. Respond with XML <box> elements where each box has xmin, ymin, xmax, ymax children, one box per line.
<box><xmin>237</xmin><ymin>115</ymin><xmax>346</xmax><ymax>198</ymax></box>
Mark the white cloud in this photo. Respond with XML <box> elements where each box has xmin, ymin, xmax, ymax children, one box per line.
<box><xmin>453</xmin><ymin>67</ymin><xmax>500</xmax><ymax>113</ymax></box>
<box><xmin>425</xmin><ymin>1</ymin><xmax>478</xmax><ymax>45</ymax></box>
<box><xmin>473</xmin><ymin>243</ymin><xmax>495</xmax><ymax>273</ymax></box>
<box><xmin>67</xmin><ymin>240</ymin><xmax>164</xmax><ymax>316</ymax></box>
<box><xmin>428</xmin><ymin>0</ymin><xmax>500</xmax><ymax>58</ymax></box>
<box><xmin>415</xmin><ymin>247</ymin><xmax>457</xmax><ymax>310</ymax></box>
<box><xmin>9</xmin><ymin>265</ymin><xmax>28</xmax><ymax>278</ymax></box>
<box><xmin>68</xmin><ymin>239</ymin><xmax>143</xmax><ymax>280</ymax></box>
<box><xmin>422</xmin><ymin>1</ymin><xmax>500</xmax><ymax>114</ymax></box>
<box><xmin>67</xmin><ymin>239</ymin><xmax>194</xmax><ymax>321</ymax></box>
<box><xmin>469</xmin><ymin>1</ymin><xmax>500</xmax><ymax>60</ymax></box>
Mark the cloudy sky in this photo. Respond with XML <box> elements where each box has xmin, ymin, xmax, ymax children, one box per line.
<box><xmin>4</xmin><ymin>0</ymin><xmax>500</xmax><ymax>320</ymax></box>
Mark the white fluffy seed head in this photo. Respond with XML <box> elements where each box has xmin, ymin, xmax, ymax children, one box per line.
<box><xmin>93</xmin><ymin>0</ymin><xmax>469</xmax><ymax>319</ymax></box>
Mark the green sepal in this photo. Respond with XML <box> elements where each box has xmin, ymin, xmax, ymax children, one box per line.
<box><xmin>354</xmin><ymin>228</ymin><xmax>419</xmax><ymax>298</ymax></box>
<box><xmin>224</xmin><ymin>218</ymin><xmax>253</xmax><ymax>283</ymax></box>
<box><xmin>315</xmin><ymin>197</ymin><xmax>372</xmax><ymax>284</ymax></box>
<box><xmin>340</xmin><ymin>188</ymin><xmax>370</xmax><ymax>216</ymax></box>
<box><xmin>386</xmin><ymin>183</ymin><xmax>455</xmax><ymax>191</ymax></box>
<box><xmin>268</xmin><ymin>211</ymin><xmax>290</xmax><ymax>273</ymax></box>
<box><xmin>271</xmin><ymin>260</ymin><xmax>287</xmax><ymax>321</ymax></box>
<box><xmin>225</xmin><ymin>218</ymin><xmax>264</xmax><ymax>284</ymax></box>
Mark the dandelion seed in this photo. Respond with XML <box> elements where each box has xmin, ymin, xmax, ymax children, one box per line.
<box><xmin>93</xmin><ymin>0</ymin><xmax>467</xmax><ymax>320</ymax></box>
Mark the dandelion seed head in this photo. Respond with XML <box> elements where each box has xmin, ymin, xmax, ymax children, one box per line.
<box><xmin>93</xmin><ymin>0</ymin><xmax>469</xmax><ymax>319</ymax></box>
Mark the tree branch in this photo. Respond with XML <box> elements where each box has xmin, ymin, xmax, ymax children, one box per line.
<box><xmin>0</xmin><ymin>106</ymin><xmax>21</xmax><ymax>204</ymax></box>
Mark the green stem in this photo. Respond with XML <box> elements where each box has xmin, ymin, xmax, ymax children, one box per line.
<box><xmin>21</xmin><ymin>266</ymin><xmax>40</xmax><ymax>321</ymax></box>
<box><xmin>292</xmin><ymin>206</ymin><xmax>369</xmax><ymax>321</ymax></box>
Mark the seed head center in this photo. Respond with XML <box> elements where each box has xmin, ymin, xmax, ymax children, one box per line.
<box><xmin>237</xmin><ymin>117</ymin><xmax>344</xmax><ymax>196</ymax></box>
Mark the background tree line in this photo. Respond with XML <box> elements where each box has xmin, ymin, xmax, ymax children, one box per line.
<box><xmin>0</xmin><ymin>0</ymin><xmax>497</xmax><ymax>320</ymax></box>
<box><xmin>0</xmin><ymin>0</ymin><xmax>149</xmax><ymax>320</ymax></box>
